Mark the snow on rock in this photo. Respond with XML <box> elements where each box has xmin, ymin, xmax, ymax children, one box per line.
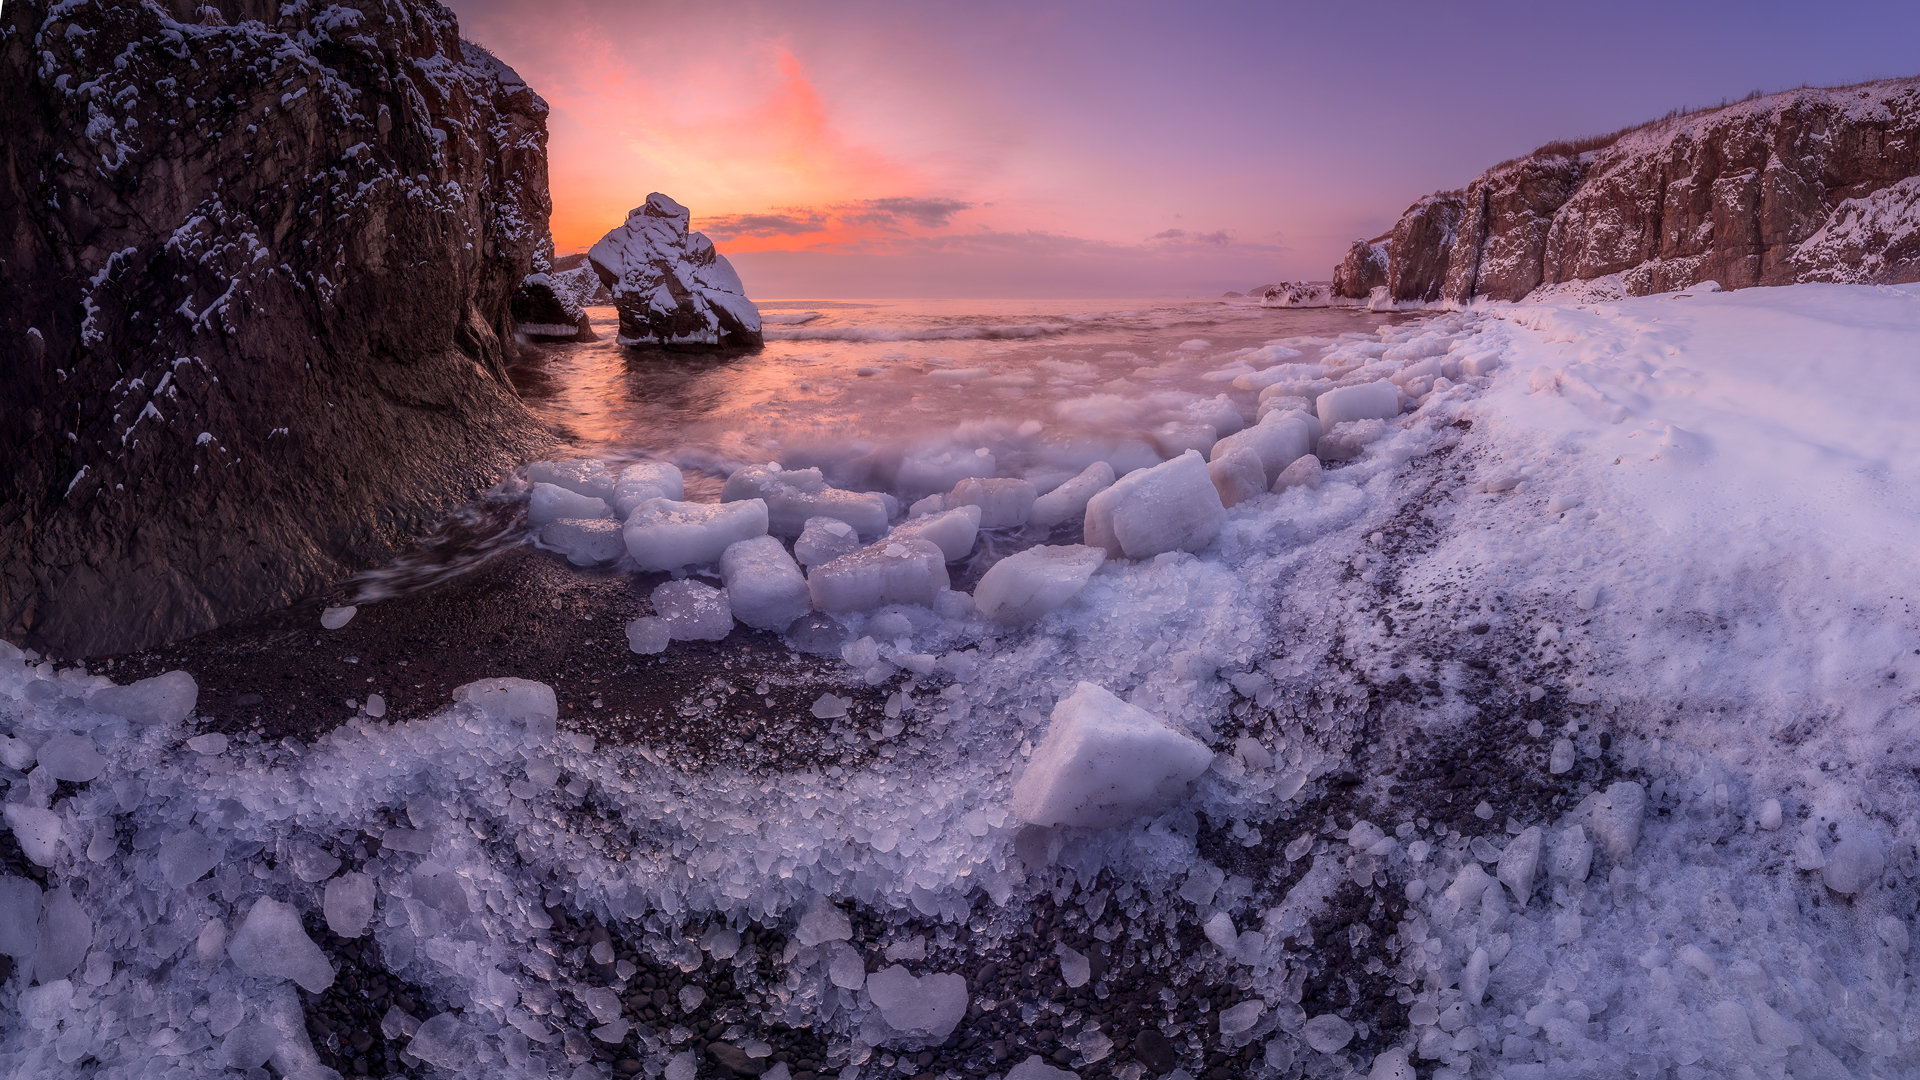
<box><xmin>1011</xmin><ymin>682</ymin><xmax>1214</xmax><ymax>828</ymax></box>
<box><xmin>1082</xmin><ymin>450</ymin><xmax>1225</xmax><ymax>560</ymax></box>
<box><xmin>623</xmin><ymin>497</ymin><xmax>770</xmax><ymax>571</ymax></box>
<box><xmin>864</xmin><ymin>966</ymin><xmax>968</xmax><ymax>1040</ymax></box>
<box><xmin>1029</xmin><ymin>461</ymin><xmax>1115</xmax><ymax>527</ymax></box>
<box><xmin>722</xmin><ymin>464</ymin><xmax>892</xmax><ymax>538</ymax></box>
<box><xmin>85</xmin><ymin>669</ymin><xmax>197</xmax><ymax>724</ymax></box>
<box><xmin>588</xmin><ymin>193</ymin><xmax>764</xmax><ymax>349</ymax></box>
<box><xmin>973</xmin><ymin>545</ymin><xmax>1106</xmax><ymax>625</ymax></box>
<box><xmin>719</xmin><ymin>536</ymin><xmax>812</xmax><ymax>631</ymax></box>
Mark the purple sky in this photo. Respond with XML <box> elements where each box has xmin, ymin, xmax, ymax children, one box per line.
<box><xmin>447</xmin><ymin>0</ymin><xmax>1920</xmax><ymax>297</ymax></box>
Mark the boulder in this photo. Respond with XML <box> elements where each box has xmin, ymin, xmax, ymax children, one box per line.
<box><xmin>588</xmin><ymin>194</ymin><xmax>764</xmax><ymax>349</ymax></box>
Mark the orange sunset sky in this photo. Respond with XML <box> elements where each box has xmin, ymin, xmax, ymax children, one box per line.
<box><xmin>446</xmin><ymin>0</ymin><xmax>1920</xmax><ymax>298</ymax></box>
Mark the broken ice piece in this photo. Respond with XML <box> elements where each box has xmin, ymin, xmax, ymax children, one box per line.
<box><xmin>794</xmin><ymin>516</ymin><xmax>862</xmax><ymax>568</ymax></box>
<box><xmin>1011</xmin><ymin>682</ymin><xmax>1213</xmax><ymax>828</ymax></box>
<box><xmin>1590</xmin><ymin>781</ymin><xmax>1646</xmax><ymax>861</ymax></box>
<box><xmin>946</xmin><ymin>477</ymin><xmax>1037</xmax><ymax>529</ymax></box>
<box><xmin>720</xmin><ymin>536</ymin><xmax>812</xmax><ymax>631</ymax></box>
<box><xmin>320</xmin><ymin>605</ymin><xmax>357</xmax><ymax>630</ymax></box>
<box><xmin>35</xmin><ymin>734</ymin><xmax>103</xmax><ymax>782</ymax></box>
<box><xmin>808</xmin><ymin>536</ymin><xmax>950</xmax><ymax>612</ymax></box>
<box><xmin>1300</xmin><ymin>1013</ymin><xmax>1354</xmax><ymax>1053</ymax></box>
<box><xmin>865</xmin><ymin>965</ymin><xmax>968</xmax><ymax>1039</ymax></box>
<box><xmin>625</xmin><ymin>616</ymin><xmax>671</xmax><ymax>655</ymax></box>
<box><xmin>1824</xmin><ymin>837</ymin><xmax>1886</xmax><ymax>894</ymax></box>
<box><xmin>1028</xmin><ymin>461</ymin><xmax>1115</xmax><ymax>528</ymax></box>
<box><xmin>228</xmin><ymin>896</ymin><xmax>335</xmax><ymax>992</ymax></box>
<box><xmin>159</xmin><ymin>831</ymin><xmax>222</xmax><ymax>889</ymax></box>
<box><xmin>811</xmin><ymin>693</ymin><xmax>849</xmax><ymax>719</ymax></box>
<box><xmin>973</xmin><ymin>544</ymin><xmax>1106</xmax><ymax>625</ymax></box>
<box><xmin>1497</xmin><ymin>826</ymin><xmax>1542</xmax><ymax>904</ymax></box>
<box><xmin>1083</xmin><ymin>450</ymin><xmax>1225</xmax><ymax>560</ymax></box>
<box><xmin>187</xmin><ymin>732</ymin><xmax>228</xmax><ymax>755</ymax></box>
<box><xmin>623</xmin><ymin>497</ymin><xmax>769</xmax><ymax>572</ymax></box>
<box><xmin>4</xmin><ymin>805</ymin><xmax>60</xmax><ymax>866</ymax></box>
<box><xmin>324</xmin><ymin>872</ymin><xmax>377</xmax><ymax>938</ymax></box>
<box><xmin>1549</xmin><ymin>738</ymin><xmax>1575</xmax><ymax>773</ymax></box>
<box><xmin>651</xmin><ymin>579</ymin><xmax>733</xmax><ymax>642</ymax></box>
<box><xmin>87</xmin><ymin>669</ymin><xmax>198</xmax><ymax>724</ymax></box>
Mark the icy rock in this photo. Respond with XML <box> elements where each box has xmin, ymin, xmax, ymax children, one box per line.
<box><xmin>625</xmin><ymin>616</ymin><xmax>671</xmax><ymax>655</ymax></box>
<box><xmin>825</xmin><ymin>940</ymin><xmax>866</xmax><ymax>989</ymax></box>
<box><xmin>1301</xmin><ymin>1013</ymin><xmax>1354</xmax><ymax>1053</ymax></box>
<box><xmin>1210</xmin><ymin>412</ymin><xmax>1313</xmax><ymax>484</ymax></box>
<box><xmin>795</xmin><ymin>896</ymin><xmax>853</xmax><ymax>946</ymax></box>
<box><xmin>408</xmin><ymin>1013</ymin><xmax>474</xmax><ymax>1070</ymax></box>
<box><xmin>320</xmin><ymin>606</ymin><xmax>357</xmax><ymax>630</ymax></box>
<box><xmin>1498</xmin><ymin>826</ymin><xmax>1542</xmax><ymax>904</ymax></box>
<box><xmin>528</xmin><ymin>482</ymin><xmax>611</xmax><ymax>527</ymax></box>
<box><xmin>540</xmin><ymin>518</ymin><xmax>626</xmax><ymax>566</ymax></box>
<box><xmin>624</xmin><ymin>497</ymin><xmax>769</xmax><ymax>571</ymax></box>
<box><xmin>1823</xmin><ymin>838</ymin><xmax>1886</xmax><ymax>894</ymax></box>
<box><xmin>865</xmin><ymin>965</ymin><xmax>968</xmax><ymax>1039</ymax></box>
<box><xmin>1219</xmin><ymin>1000</ymin><xmax>1264</xmax><ymax>1036</ymax></box>
<box><xmin>719</xmin><ymin>536</ymin><xmax>812</xmax><ymax>631</ymax></box>
<box><xmin>1367</xmin><ymin>1047</ymin><xmax>1415</xmax><ymax>1080</ymax></box>
<box><xmin>0</xmin><ymin>877</ymin><xmax>41</xmax><ymax>958</ymax></box>
<box><xmin>159</xmin><ymin>830</ymin><xmax>222</xmax><ymax>888</ymax></box>
<box><xmin>1011</xmin><ymin>681</ymin><xmax>1214</xmax><ymax>828</ymax></box>
<box><xmin>723</xmin><ymin>464</ymin><xmax>891</xmax><ymax>538</ymax></box>
<box><xmin>34</xmin><ymin>887</ymin><xmax>90</xmax><ymax>984</ymax></box>
<box><xmin>1549</xmin><ymin>737</ymin><xmax>1575</xmax><ymax>774</ymax></box>
<box><xmin>1208</xmin><ymin>446</ymin><xmax>1267</xmax><ymax>508</ymax></box>
<box><xmin>946</xmin><ymin>477</ymin><xmax>1037</xmax><ymax>528</ymax></box>
<box><xmin>5</xmin><ymin>804</ymin><xmax>60</xmax><ymax>866</ymax></box>
<box><xmin>1082</xmin><ymin>450</ymin><xmax>1226</xmax><ymax>560</ymax></box>
<box><xmin>452</xmin><ymin>678</ymin><xmax>558</xmax><ymax>741</ymax></box>
<box><xmin>1005</xmin><ymin>1057</ymin><xmax>1077</xmax><ymax>1080</ymax></box>
<box><xmin>794</xmin><ymin>517</ymin><xmax>863</xmax><ymax>568</ymax></box>
<box><xmin>87</xmin><ymin>669</ymin><xmax>197</xmax><ymax>724</ymax></box>
<box><xmin>1057</xmin><ymin>943</ymin><xmax>1091</xmax><ymax>987</ymax></box>
<box><xmin>1758</xmin><ymin>798</ymin><xmax>1783</xmax><ymax>830</ymax></box>
<box><xmin>888</xmin><ymin>504</ymin><xmax>982</xmax><ymax>561</ymax></box>
<box><xmin>973</xmin><ymin>544</ymin><xmax>1106</xmax><ymax>625</ymax></box>
<box><xmin>612</xmin><ymin>461</ymin><xmax>686</xmax><ymax>518</ymax></box>
<box><xmin>187</xmin><ymin>732</ymin><xmax>228</xmax><ymax>754</ymax></box>
<box><xmin>1590</xmin><ymin>781</ymin><xmax>1646</xmax><ymax>861</ymax></box>
<box><xmin>589</xmin><ymin>193</ymin><xmax>763</xmax><ymax>348</ymax></box>
<box><xmin>1030</xmin><ymin>462</ymin><xmax>1116</xmax><ymax>528</ymax></box>
<box><xmin>1272</xmin><ymin>454</ymin><xmax>1323</xmax><ymax>492</ymax></box>
<box><xmin>229</xmin><ymin>897</ymin><xmax>335</xmax><ymax>992</ymax></box>
<box><xmin>222</xmin><ymin>1021</ymin><xmax>281</xmax><ymax>1070</ymax></box>
<box><xmin>1548</xmin><ymin>824</ymin><xmax>1593</xmax><ymax>884</ymax></box>
<box><xmin>808</xmin><ymin>537</ymin><xmax>950</xmax><ymax>613</ymax></box>
<box><xmin>528</xmin><ymin>458</ymin><xmax>615</xmax><ymax>501</ymax></box>
<box><xmin>36</xmin><ymin>733</ymin><xmax>103</xmax><ymax>782</ymax></box>
<box><xmin>651</xmin><ymin>580</ymin><xmax>734</xmax><ymax>641</ymax></box>
<box><xmin>1316</xmin><ymin>380</ymin><xmax>1401</xmax><ymax>426</ymax></box>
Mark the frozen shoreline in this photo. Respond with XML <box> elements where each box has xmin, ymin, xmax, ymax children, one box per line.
<box><xmin>2</xmin><ymin>284</ymin><xmax>1918</xmax><ymax>1079</ymax></box>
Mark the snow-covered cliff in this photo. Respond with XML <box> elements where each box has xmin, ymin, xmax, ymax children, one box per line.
<box><xmin>0</xmin><ymin>0</ymin><xmax>556</xmax><ymax>657</ymax></box>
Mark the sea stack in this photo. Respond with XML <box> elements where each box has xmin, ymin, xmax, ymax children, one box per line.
<box><xmin>588</xmin><ymin>194</ymin><xmax>765</xmax><ymax>349</ymax></box>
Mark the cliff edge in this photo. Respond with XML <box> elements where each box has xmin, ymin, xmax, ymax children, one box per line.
<box><xmin>0</xmin><ymin>0</ymin><xmax>556</xmax><ymax>657</ymax></box>
<box><xmin>1348</xmin><ymin>78</ymin><xmax>1920</xmax><ymax>303</ymax></box>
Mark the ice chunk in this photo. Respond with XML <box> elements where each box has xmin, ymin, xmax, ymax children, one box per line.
<box><xmin>540</xmin><ymin>518</ymin><xmax>626</xmax><ymax>566</ymax></box>
<box><xmin>1823</xmin><ymin>837</ymin><xmax>1886</xmax><ymax>894</ymax></box>
<box><xmin>323</xmin><ymin>873</ymin><xmax>375</xmax><ymax>937</ymax></box>
<box><xmin>1219</xmin><ymin>1000</ymin><xmax>1264</xmax><ymax>1036</ymax></box>
<box><xmin>1209</xmin><ymin>413</ymin><xmax>1313</xmax><ymax>484</ymax></box>
<box><xmin>35</xmin><ymin>734</ymin><xmax>103</xmax><ymax>782</ymax></box>
<box><xmin>1461</xmin><ymin>352</ymin><xmax>1501</xmax><ymax>376</ymax></box>
<box><xmin>1203</xmin><ymin>911</ymin><xmax>1239</xmax><ymax>953</ymax></box>
<box><xmin>898</xmin><ymin>447</ymin><xmax>995</xmax><ymax>497</ymax></box>
<box><xmin>1150</xmin><ymin>421</ymin><xmax>1218</xmax><ymax>459</ymax></box>
<box><xmin>197</xmin><ymin>917</ymin><xmax>227</xmax><ymax>966</ymax></box>
<box><xmin>722</xmin><ymin>464</ymin><xmax>891</xmax><ymax>538</ymax></box>
<box><xmin>946</xmin><ymin>477</ymin><xmax>1037</xmax><ymax>528</ymax></box>
<box><xmin>408</xmin><ymin>1013</ymin><xmax>473</xmax><ymax>1070</ymax></box>
<box><xmin>1005</xmin><ymin>1057</ymin><xmax>1076</xmax><ymax>1080</ymax></box>
<box><xmin>1590</xmin><ymin>781</ymin><xmax>1646</xmax><ymax>861</ymax></box>
<box><xmin>1011</xmin><ymin>682</ymin><xmax>1214</xmax><ymax>828</ymax></box>
<box><xmin>1187</xmin><ymin>395</ymin><xmax>1244</xmax><ymax>436</ymax></box>
<box><xmin>1317</xmin><ymin>418</ymin><xmax>1390</xmax><ymax>460</ymax></box>
<box><xmin>187</xmin><ymin>732</ymin><xmax>228</xmax><ymax>754</ymax></box>
<box><xmin>1029</xmin><ymin>461</ymin><xmax>1116</xmax><ymax>528</ymax></box>
<box><xmin>1082</xmin><ymin>450</ymin><xmax>1225</xmax><ymax>560</ymax></box>
<box><xmin>811</xmin><ymin>693</ymin><xmax>849</xmax><ymax>719</ymax></box>
<box><xmin>365</xmin><ymin>693</ymin><xmax>386</xmax><ymax>718</ymax></box>
<box><xmin>1548</xmin><ymin>824</ymin><xmax>1592</xmax><ymax>884</ymax></box>
<box><xmin>1301</xmin><ymin>1013</ymin><xmax>1354</xmax><ymax>1053</ymax></box>
<box><xmin>623</xmin><ymin>497</ymin><xmax>769</xmax><ymax>571</ymax></box>
<box><xmin>1445</xmin><ymin>862</ymin><xmax>1492</xmax><ymax>907</ymax></box>
<box><xmin>528</xmin><ymin>458</ymin><xmax>615</xmax><ymax>500</ymax></box>
<box><xmin>1758</xmin><ymin>798</ymin><xmax>1783</xmax><ymax>830</ymax></box>
<box><xmin>1272</xmin><ymin>454</ymin><xmax>1323</xmax><ymax>492</ymax></box>
<box><xmin>158</xmin><ymin>830</ymin><xmax>222</xmax><ymax>889</ymax></box>
<box><xmin>808</xmin><ymin>537</ymin><xmax>950</xmax><ymax>613</ymax></box>
<box><xmin>677</xmin><ymin>985</ymin><xmax>706</xmax><ymax>1012</ymax></box>
<box><xmin>794</xmin><ymin>896</ymin><xmax>853</xmax><ymax>946</ymax></box>
<box><xmin>612</xmin><ymin>460</ymin><xmax>685</xmax><ymax>518</ymax></box>
<box><xmin>228</xmin><ymin>897</ymin><xmax>335</xmax><ymax>992</ymax></box>
<box><xmin>452</xmin><ymin>677</ymin><xmax>559</xmax><ymax>740</ymax></box>
<box><xmin>1497</xmin><ymin>826</ymin><xmax>1542</xmax><ymax>904</ymax></box>
<box><xmin>1208</xmin><ymin>446</ymin><xmax>1267</xmax><ymax>508</ymax></box>
<box><xmin>287</xmin><ymin>840</ymin><xmax>340</xmax><ymax>884</ymax></box>
<box><xmin>87</xmin><ymin>669</ymin><xmax>197</xmax><ymax>724</ymax></box>
<box><xmin>665</xmin><ymin>1050</ymin><xmax>699</xmax><ymax>1080</ymax></box>
<box><xmin>34</xmin><ymin>887</ymin><xmax>90</xmax><ymax>984</ymax></box>
<box><xmin>0</xmin><ymin>877</ymin><xmax>41</xmax><ymax>958</ymax></box>
<box><xmin>1549</xmin><ymin>737</ymin><xmax>1575</xmax><ymax>774</ymax></box>
<box><xmin>1462</xmin><ymin>945</ymin><xmax>1490</xmax><ymax>1005</ymax></box>
<box><xmin>719</xmin><ymin>536</ymin><xmax>812</xmax><ymax>631</ymax></box>
<box><xmin>973</xmin><ymin>545</ymin><xmax>1106</xmax><ymax>625</ymax></box>
<box><xmin>794</xmin><ymin>517</ymin><xmax>862</xmax><ymax>568</ymax></box>
<box><xmin>825</xmin><ymin>940</ymin><xmax>865</xmax><ymax>989</ymax></box>
<box><xmin>1316</xmin><ymin>380</ymin><xmax>1401</xmax><ymax>426</ymax></box>
<box><xmin>651</xmin><ymin>579</ymin><xmax>734</xmax><ymax>641</ymax></box>
<box><xmin>865</xmin><ymin>965</ymin><xmax>968</xmax><ymax>1039</ymax></box>
<box><xmin>1367</xmin><ymin>1047</ymin><xmax>1414</xmax><ymax>1080</ymax></box>
<box><xmin>888</xmin><ymin>504</ymin><xmax>981</xmax><ymax>562</ymax></box>
<box><xmin>0</xmin><ymin>736</ymin><xmax>32</xmax><ymax>771</ymax></box>
<box><xmin>528</xmin><ymin>482</ymin><xmax>611</xmax><ymax>527</ymax></box>
<box><xmin>222</xmin><ymin>1021</ymin><xmax>281</xmax><ymax>1070</ymax></box>
<box><xmin>320</xmin><ymin>606</ymin><xmax>356</xmax><ymax>630</ymax></box>
<box><xmin>625</xmin><ymin>616</ymin><xmax>671</xmax><ymax>655</ymax></box>
<box><xmin>1057</xmin><ymin>943</ymin><xmax>1090</xmax><ymax>987</ymax></box>
<box><xmin>5</xmin><ymin>804</ymin><xmax>60</xmax><ymax>866</ymax></box>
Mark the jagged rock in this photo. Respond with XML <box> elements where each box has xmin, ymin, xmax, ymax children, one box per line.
<box><xmin>1359</xmin><ymin>78</ymin><xmax>1920</xmax><ymax>303</ymax></box>
<box><xmin>588</xmin><ymin>194</ymin><xmax>763</xmax><ymax>349</ymax></box>
<box><xmin>0</xmin><ymin>0</ymin><xmax>555</xmax><ymax>657</ymax></box>
<box><xmin>1331</xmin><ymin>238</ymin><xmax>1390</xmax><ymax>298</ymax></box>
<box><xmin>1255</xmin><ymin>282</ymin><xmax>1335</xmax><ymax>307</ymax></box>
<box><xmin>512</xmin><ymin>264</ymin><xmax>601</xmax><ymax>342</ymax></box>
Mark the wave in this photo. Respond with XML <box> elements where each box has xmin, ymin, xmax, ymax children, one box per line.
<box><xmin>764</xmin><ymin>321</ymin><xmax>1080</xmax><ymax>343</ymax></box>
<box><xmin>761</xmin><ymin>311</ymin><xmax>822</xmax><ymax>325</ymax></box>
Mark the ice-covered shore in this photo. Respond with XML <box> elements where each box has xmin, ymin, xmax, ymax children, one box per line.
<box><xmin>3</xmin><ymin>284</ymin><xmax>1919</xmax><ymax>1079</ymax></box>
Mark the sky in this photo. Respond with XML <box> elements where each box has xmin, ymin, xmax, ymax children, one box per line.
<box><xmin>447</xmin><ymin>0</ymin><xmax>1920</xmax><ymax>298</ymax></box>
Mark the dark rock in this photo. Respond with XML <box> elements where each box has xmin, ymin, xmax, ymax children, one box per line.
<box><xmin>1387</xmin><ymin>194</ymin><xmax>1466</xmax><ymax>303</ymax></box>
<box><xmin>0</xmin><ymin>0</ymin><xmax>556</xmax><ymax>657</ymax></box>
<box><xmin>512</xmin><ymin>264</ymin><xmax>601</xmax><ymax>342</ymax></box>
<box><xmin>1331</xmin><ymin>237</ymin><xmax>1389</xmax><ymax>298</ymax></box>
<box><xmin>588</xmin><ymin>193</ymin><xmax>763</xmax><ymax>349</ymax></box>
<box><xmin>1134</xmin><ymin>1028</ymin><xmax>1177</xmax><ymax>1074</ymax></box>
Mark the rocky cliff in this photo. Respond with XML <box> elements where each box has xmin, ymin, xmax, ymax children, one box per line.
<box><xmin>0</xmin><ymin>0</ymin><xmax>556</xmax><ymax>657</ymax></box>
<box><xmin>1359</xmin><ymin>78</ymin><xmax>1920</xmax><ymax>303</ymax></box>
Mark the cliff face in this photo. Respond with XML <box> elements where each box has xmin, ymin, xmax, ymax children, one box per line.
<box><xmin>1368</xmin><ymin>78</ymin><xmax>1920</xmax><ymax>303</ymax></box>
<box><xmin>0</xmin><ymin>0</ymin><xmax>556</xmax><ymax>657</ymax></box>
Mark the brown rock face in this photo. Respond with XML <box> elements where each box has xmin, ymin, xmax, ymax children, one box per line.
<box><xmin>1362</xmin><ymin>78</ymin><xmax>1920</xmax><ymax>302</ymax></box>
<box><xmin>1387</xmin><ymin>195</ymin><xmax>1465</xmax><ymax>303</ymax></box>
<box><xmin>1331</xmin><ymin>239</ymin><xmax>1389</xmax><ymax>299</ymax></box>
<box><xmin>0</xmin><ymin>0</ymin><xmax>556</xmax><ymax>657</ymax></box>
